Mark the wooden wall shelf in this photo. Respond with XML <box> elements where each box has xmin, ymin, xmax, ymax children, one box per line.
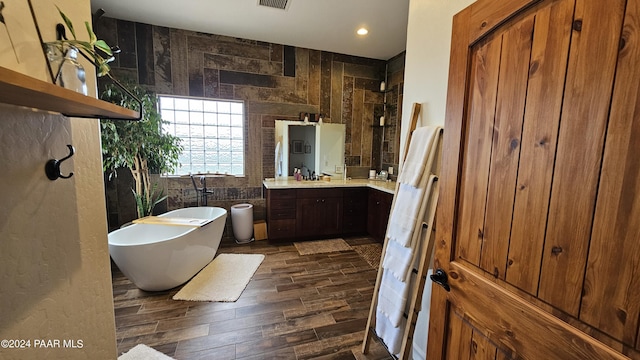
<box><xmin>0</xmin><ymin>66</ymin><xmax>140</xmax><ymax>120</ymax></box>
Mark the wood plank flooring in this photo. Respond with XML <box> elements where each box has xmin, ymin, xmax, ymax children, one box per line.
<box><xmin>111</xmin><ymin>236</ymin><xmax>394</xmax><ymax>359</ymax></box>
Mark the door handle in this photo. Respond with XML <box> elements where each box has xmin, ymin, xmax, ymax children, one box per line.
<box><xmin>430</xmin><ymin>268</ymin><xmax>450</xmax><ymax>292</ymax></box>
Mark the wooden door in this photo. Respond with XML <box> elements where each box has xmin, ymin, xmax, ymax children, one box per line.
<box><xmin>428</xmin><ymin>0</ymin><xmax>640</xmax><ymax>358</ymax></box>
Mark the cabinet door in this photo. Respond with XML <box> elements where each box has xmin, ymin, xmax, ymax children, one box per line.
<box><xmin>377</xmin><ymin>192</ymin><xmax>392</xmax><ymax>240</ymax></box>
<box><xmin>296</xmin><ymin>188</ymin><xmax>343</xmax><ymax>238</ymax></box>
<box><xmin>343</xmin><ymin>188</ymin><xmax>368</xmax><ymax>234</ymax></box>
<box><xmin>296</xmin><ymin>196</ymin><xmax>343</xmax><ymax>238</ymax></box>
<box><xmin>320</xmin><ymin>197</ymin><xmax>343</xmax><ymax>236</ymax></box>
<box><xmin>366</xmin><ymin>190</ymin><xmax>375</xmax><ymax>236</ymax></box>
<box><xmin>367</xmin><ymin>190</ymin><xmax>380</xmax><ymax>240</ymax></box>
<box><xmin>296</xmin><ymin>198</ymin><xmax>323</xmax><ymax>237</ymax></box>
<box><xmin>367</xmin><ymin>189</ymin><xmax>393</xmax><ymax>241</ymax></box>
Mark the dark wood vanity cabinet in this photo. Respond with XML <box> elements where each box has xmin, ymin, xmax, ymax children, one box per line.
<box><xmin>296</xmin><ymin>188</ymin><xmax>343</xmax><ymax>238</ymax></box>
<box><xmin>266</xmin><ymin>186</ymin><xmax>392</xmax><ymax>241</ymax></box>
<box><xmin>367</xmin><ymin>188</ymin><xmax>393</xmax><ymax>242</ymax></box>
<box><xmin>342</xmin><ymin>188</ymin><xmax>368</xmax><ymax>235</ymax></box>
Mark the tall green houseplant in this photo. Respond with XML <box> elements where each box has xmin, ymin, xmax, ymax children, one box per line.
<box><xmin>100</xmin><ymin>82</ymin><xmax>182</xmax><ymax>218</ymax></box>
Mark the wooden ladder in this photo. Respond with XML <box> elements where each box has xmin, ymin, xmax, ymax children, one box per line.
<box><xmin>362</xmin><ymin>103</ymin><xmax>440</xmax><ymax>359</ymax></box>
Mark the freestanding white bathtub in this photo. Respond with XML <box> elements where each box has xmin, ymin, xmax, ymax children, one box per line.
<box><xmin>108</xmin><ymin>207</ymin><xmax>227</xmax><ymax>291</ymax></box>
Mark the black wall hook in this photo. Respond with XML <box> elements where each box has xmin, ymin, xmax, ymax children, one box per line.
<box><xmin>45</xmin><ymin>144</ymin><xmax>75</xmax><ymax>180</ymax></box>
<box><xmin>55</xmin><ymin>23</ymin><xmax>66</xmax><ymax>40</ymax></box>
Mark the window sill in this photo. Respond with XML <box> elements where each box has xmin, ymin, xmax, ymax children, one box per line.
<box><xmin>161</xmin><ymin>173</ymin><xmax>245</xmax><ymax>179</ymax></box>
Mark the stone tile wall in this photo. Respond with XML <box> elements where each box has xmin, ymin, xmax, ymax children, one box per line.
<box><xmin>97</xmin><ymin>18</ymin><xmax>405</xmax><ymax>240</ymax></box>
<box><xmin>382</xmin><ymin>52</ymin><xmax>405</xmax><ymax>177</ymax></box>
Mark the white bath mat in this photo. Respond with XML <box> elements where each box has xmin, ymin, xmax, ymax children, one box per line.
<box><xmin>118</xmin><ymin>344</ymin><xmax>175</xmax><ymax>360</ymax></box>
<box><xmin>173</xmin><ymin>253</ymin><xmax>265</xmax><ymax>302</ymax></box>
<box><xmin>294</xmin><ymin>238</ymin><xmax>352</xmax><ymax>255</ymax></box>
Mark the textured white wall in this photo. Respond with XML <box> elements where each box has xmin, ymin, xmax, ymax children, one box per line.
<box><xmin>400</xmin><ymin>2</ymin><xmax>476</xmax><ymax>356</ymax></box>
<box><xmin>0</xmin><ymin>0</ymin><xmax>116</xmax><ymax>359</ymax></box>
<box><xmin>399</xmin><ymin>0</ymin><xmax>476</xmax><ymax>168</ymax></box>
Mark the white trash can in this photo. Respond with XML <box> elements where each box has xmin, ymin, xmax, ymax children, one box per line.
<box><xmin>231</xmin><ymin>203</ymin><xmax>254</xmax><ymax>244</ymax></box>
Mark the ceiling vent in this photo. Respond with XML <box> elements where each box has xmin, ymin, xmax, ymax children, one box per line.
<box><xmin>258</xmin><ymin>0</ymin><xmax>289</xmax><ymax>10</ymax></box>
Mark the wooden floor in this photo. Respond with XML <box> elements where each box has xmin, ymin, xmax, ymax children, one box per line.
<box><xmin>111</xmin><ymin>236</ymin><xmax>394</xmax><ymax>359</ymax></box>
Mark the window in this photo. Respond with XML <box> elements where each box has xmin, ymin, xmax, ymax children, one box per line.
<box><xmin>158</xmin><ymin>95</ymin><xmax>245</xmax><ymax>176</ymax></box>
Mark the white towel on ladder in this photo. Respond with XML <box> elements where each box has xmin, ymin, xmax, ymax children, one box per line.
<box><xmin>375</xmin><ymin>309</ymin><xmax>406</xmax><ymax>356</ymax></box>
<box><xmin>397</xmin><ymin>126</ymin><xmax>440</xmax><ymax>187</ymax></box>
<box><xmin>386</xmin><ymin>183</ymin><xmax>424</xmax><ymax>247</ymax></box>
<box><xmin>376</xmin><ymin>270</ymin><xmax>410</xmax><ymax>327</ymax></box>
<box><xmin>382</xmin><ymin>239</ymin><xmax>414</xmax><ymax>282</ymax></box>
<box><xmin>384</xmin><ymin>175</ymin><xmax>438</xmax><ymax>281</ymax></box>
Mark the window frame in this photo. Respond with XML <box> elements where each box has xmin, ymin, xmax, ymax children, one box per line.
<box><xmin>157</xmin><ymin>94</ymin><xmax>246</xmax><ymax>177</ymax></box>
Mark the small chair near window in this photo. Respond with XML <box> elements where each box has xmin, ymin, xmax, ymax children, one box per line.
<box><xmin>190</xmin><ymin>174</ymin><xmax>214</xmax><ymax>206</ymax></box>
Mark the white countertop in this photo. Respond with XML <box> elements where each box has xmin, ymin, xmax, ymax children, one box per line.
<box><xmin>263</xmin><ymin>177</ymin><xmax>396</xmax><ymax>195</ymax></box>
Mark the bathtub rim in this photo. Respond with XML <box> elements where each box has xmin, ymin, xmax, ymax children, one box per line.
<box><xmin>108</xmin><ymin>224</ymin><xmax>198</xmax><ymax>247</ymax></box>
<box><xmin>158</xmin><ymin>206</ymin><xmax>228</xmax><ymax>219</ymax></box>
<box><xmin>108</xmin><ymin>206</ymin><xmax>227</xmax><ymax>247</ymax></box>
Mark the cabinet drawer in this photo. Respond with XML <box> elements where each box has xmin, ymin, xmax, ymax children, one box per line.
<box><xmin>343</xmin><ymin>206</ymin><xmax>365</xmax><ymax>217</ymax></box>
<box><xmin>270</xmin><ymin>197</ymin><xmax>296</xmax><ymax>210</ymax></box>
<box><xmin>269</xmin><ymin>206</ymin><xmax>296</xmax><ymax>220</ymax></box>
<box><xmin>343</xmin><ymin>188</ymin><xmax>368</xmax><ymax>204</ymax></box>
<box><xmin>344</xmin><ymin>211</ymin><xmax>367</xmax><ymax>222</ymax></box>
<box><xmin>297</xmin><ymin>188</ymin><xmax>343</xmax><ymax>199</ymax></box>
<box><xmin>343</xmin><ymin>198</ymin><xmax>367</xmax><ymax>212</ymax></box>
<box><xmin>269</xmin><ymin>189</ymin><xmax>296</xmax><ymax>199</ymax></box>
<box><xmin>343</xmin><ymin>214</ymin><xmax>367</xmax><ymax>234</ymax></box>
<box><xmin>267</xmin><ymin>188</ymin><xmax>297</xmax><ymax>220</ymax></box>
<box><xmin>343</xmin><ymin>188</ymin><xmax>367</xmax><ymax>212</ymax></box>
<box><xmin>268</xmin><ymin>219</ymin><xmax>296</xmax><ymax>239</ymax></box>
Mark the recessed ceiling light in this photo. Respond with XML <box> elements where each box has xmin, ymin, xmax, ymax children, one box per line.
<box><xmin>357</xmin><ymin>27</ymin><xmax>369</xmax><ymax>36</ymax></box>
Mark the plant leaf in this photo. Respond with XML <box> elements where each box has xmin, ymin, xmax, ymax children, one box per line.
<box><xmin>131</xmin><ymin>188</ymin><xmax>144</xmax><ymax>218</ymax></box>
<box><xmin>84</xmin><ymin>21</ymin><xmax>96</xmax><ymax>44</ymax></box>
<box><xmin>97</xmin><ymin>63</ymin><xmax>110</xmax><ymax>77</ymax></box>
<box><xmin>69</xmin><ymin>40</ymin><xmax>93</xmax><ymax>49</ymax></box>
<box><xmin>56</xmin><ymin>6</ymin><xmax>76</xmax><ymax>40</ymax></box>
<box><xmin>94</xmin><ymin>40</ymin><xmax>112</xmax><ymax>55</ymax></box>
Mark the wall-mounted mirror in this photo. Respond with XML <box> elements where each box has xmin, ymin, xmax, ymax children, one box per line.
<box><xmin>275</xmin><ymin>120</ymin><xmax>345</xmax><ymax>179</ymax></box>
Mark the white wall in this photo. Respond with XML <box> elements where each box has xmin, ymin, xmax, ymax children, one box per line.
<box><xmin>401</xmin><ymin>1</ymin><xmax>475</xmax><ymax>358</ymax></box>
<box><xmin>399</xmin><ymin>0</ymin><xmax>476</xmax><ymax>171</ymax></box>
<box><xmin>0</xmin><ymin>1</ymin><xmax>117</xmax><ymax>359</ymax></box>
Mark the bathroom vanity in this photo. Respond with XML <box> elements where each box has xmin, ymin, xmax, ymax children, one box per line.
<box><xmin>263</xmin><ymin>178</ymin><xmax>394</xmax><ymax>241</ymax></box>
